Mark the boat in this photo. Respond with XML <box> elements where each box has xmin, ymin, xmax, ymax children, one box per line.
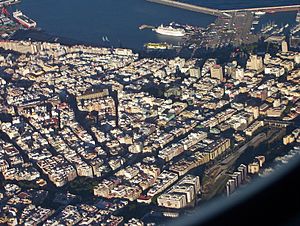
<box><xmin>296</xmin><ymin>11</ymin><xmax>300</xmax><ymax>23</ymax></box>
<box><xmin>0</xmin><ymin>0</ymin><xmax>20</xmax><ymax>7</ymax></box>
<box><xmin>102</xmin><ymin>36</ymin><xmax>110</xmax><ymax>42</ymax></box>
<box><xmin>139</xmin><ymin>24</ymin><xmax>153</xmax><ymax>30</ymax></box>
<box><xmin>261</xmin><ymin>21</ymin><xmax>277</xmax><ymax>34</ymax></box>
<box><xmin>210</xmin><ymin>128</ymin><xmax>221</xmax><ymax>134</ymax></box>
<box><xmin>291</xmin><ymin>24</ymin><xmax>300</xmax><ymax>34</ymax></box>
<box><xmin>271</xmin><ymin>25</ymin><xmax>285</xmax><ymax>35</ymax></box>
<box><xmin>13</xmin><ymin>10</ymin><xmax>36</xmax><ymax>28</ymax></box>
<box><xmin>144</xmin><ymin>42</ymin><xmax>170</xmax><ymax>50</ymax></box>
<box><xmin>255</xmin><ymin>11</ymin><xmax>266</xmax><ymax>16</ymax></box>
<box><xmin>154</xmin><ymin>25</ymin><xmax>185</xmax><ymax>37</ymax></box>
<box><xmin>162</xmin><ymin>212</ymin><xmax>179</xmax><ymax>218</ymax></box>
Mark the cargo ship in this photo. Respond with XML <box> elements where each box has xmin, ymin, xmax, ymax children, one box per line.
<box><xmin>13</xmin><ymin>10</ymin><xmax>36</xmax><ymax>28</ymax></box>
<box><xmin>154</xmin><ymin>25</ymin><xmax>185</xmax><ymax>37</ymax></box>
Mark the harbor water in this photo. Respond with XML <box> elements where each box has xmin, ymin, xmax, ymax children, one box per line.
<box><xmin>12</xmin><ymin>0</ymin><xmax>300</xmax><ymax>49</ymax></box>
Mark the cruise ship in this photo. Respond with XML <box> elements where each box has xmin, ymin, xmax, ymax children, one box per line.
<box><xmin>13</xmin><ymin>10</ymin><xmax>37</xmax><ymax>29</ymax></box>
<box><xmin>154</xmin><ymin>25</ymin><xmax>185</xmax><ymax>37</ymax></box>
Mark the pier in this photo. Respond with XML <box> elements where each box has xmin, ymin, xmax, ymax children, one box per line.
<box><xmin>146</xmin><ymin>0</ymin><xmax>222</xmax><ymax>16</ymax></box>
<box><xmin>223</xmin><ymin>4</ymin><xmax>300</xmax><ymax>13</ymax></box>
<box><xmin>146</xmin><ymin>0</ymin><xmax>300</xmax><ymax>16</ymax></box>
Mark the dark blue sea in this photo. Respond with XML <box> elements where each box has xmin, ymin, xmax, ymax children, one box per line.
<box><xmin>13</xmin><ymin>0</ymin><xmax>300</xmax><ymax>50</ymax></box>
